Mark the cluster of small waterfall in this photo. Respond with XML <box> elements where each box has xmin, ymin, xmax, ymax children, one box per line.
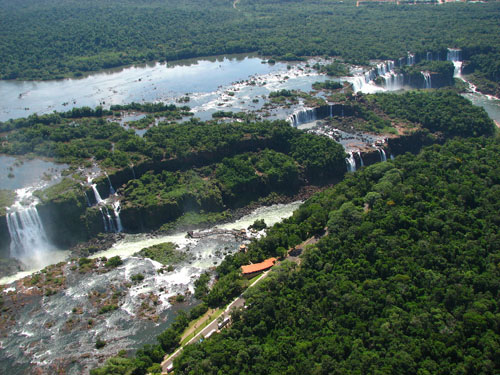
<box><xmin>288</xmin><ymin>104</ymin><xmax>346</xmax><ymax>127</ymax></box>
<box><xmin>345</xmin><ymin>148</ymin><xmax>387</xmax><ymax>173</ymax></box>
<box><xmin>350</xmin><ymin>48</ymin><xmax>464</xmax><ymax>93</ymax></box>
<box><xmin>422</xmin><ymin>71</ymin><xmax>432</xmax><ymax>89</ymax></box>
<box><xmin>288</xmin><ymin>108</ymin><xmax>318</xmax><ymax>127</ymax></box>
<box><xmin>88</xmin><ymin>175</ymin><xmax>123</xmax><ymax>234</ymax></box>
<box><xmin>351</xmin><ymin>60</ymin><xmax>404</xmax><ymax>93</ymax></box>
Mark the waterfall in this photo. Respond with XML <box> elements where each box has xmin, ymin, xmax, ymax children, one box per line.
<box><xmin>422</xmin><ymin>71</ymin><xmax>432</xmax><ymax>89</ymax></box>
<box><xmin>426</xmin><ymin>52</ymin><xmax>433</xmax><ymax>61</ymax></box>
<box><xmin>357</xmin><ymin>152</ymin><xmax>364</xmax><ymax>167</ymax></box>
<box><xmin>447</xmin><ymin>48</ymin><xmax>462</xmax><ymax>77</ymax></box>
<box><xmin>390</xmin><ymin>154</ymin><xmax>395</xmax><ymax>160</ymax></box>
<box><xmin>351</xmin><ymin>76</ymin><xmax>366</xmax><ymax>92</ymax></box>
<box><xmin>100</xmin><ymin>206</ymin><xmax>117</xmax><ymax>233</ymax></box>
<box><xmin>92</xmin><ymin>184</ymin><xmax>103</xmax><ymax>204</ymax></box>
<box><xmin>112</xmin><ymin>201</ymin><xmax>123</xmax><ymax>233</ymax></box>
<box><xmin>84</xmin><ymin>192</ymin><xmax>92</xmax><ymax>207</ymax></box>
<box><xmin>345</xmin><ymin>152</ymin><xmax>356</xmax><ymax>172</ymax></box>
<box><xmin>99</xmin><ymin>207</ymin><xmax>109</xmax><ymax>232</ymax></box>
<box><xmin>446</xmin><ymin>48</ymin><xmax>461</xmax><ymax>62</ymax></box>
<box><xmin>407</xmin><ymin>53</ymin><xmax>415</xmax><ymax>66</ymax></box>
<box><xmin>7</xmin><ymin>207</ymin><xmax>53</xmax><ymax>261</ymax></box>
<box><xmin>106</xmin><ymin>174</ymin><xmax>115</xmax><ymax>195</ymax></box>
<box><xmin>384</xmin><ymin>73</ymin><xmax>404</xmax><ymax>91</ymax></box>
<box><xmin>130</xmin><ymin>165</ymin><xmax>136</xmax><ymax>180</ymax></box>
<box><xmin>378</xmin><ymin>148</ymin><xmax>387</xmax><ymax>162</ymax></box>
<box><xmin>289</xmin><ymin>108</ymin><xmax>317</xmax><ymax>127</ymax></box>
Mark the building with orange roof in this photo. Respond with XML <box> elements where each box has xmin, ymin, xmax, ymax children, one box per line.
<box><xmin>241</xmin><ymin>257</ymin><xmax>277</xmax><ymax>278</ymax></box>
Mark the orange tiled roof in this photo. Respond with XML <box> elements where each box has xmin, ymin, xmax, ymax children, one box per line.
<box><xmin>241</xmin><ymin>257</ymin><xmax>277</xmax><ymax>274</ymax></box>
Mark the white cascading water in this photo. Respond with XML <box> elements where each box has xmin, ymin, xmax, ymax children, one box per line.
<box><xmin>102</xmin><ymin>206</ymin><xmax>117</xmax><ymax>233</ymax></box>
<box><xmin>422</xmin><ymin>71</ymin><xmax>432</xmax><ymax>89</ymax></box>
<box><xmin>84</xmin><ymin>192</ymin><xmax>92</xmax><ymax>207</ymax></box>
<box><xmin>6</xmin><ymin>188</ymin><xmax>54</xmax><ymax>265</ymax></box>
<box><xmin>357</xmin><ymin>151</ymin><xmax>364</xmax><ymax>167</ymax></box>
<box><xmin>91</xmin><ymin>184</ymin><xmax>103</xmax><ymax>204</ymax></box>
<box><xmin>407</xmin><ymin>53</ymin><xmax>415</xmax><ymax>66</ymax></box>
<box><xmin>384</xmin><ymin>72</ymin><xmax>404</xmax><ymax>91</ymax></box>
<box><xmin>378</xmin><ymin>148</ymin><xmax>387</xmax><ymax>162</ymax></box>
<box><xmin>90</xmin><ymin>177</ymin><xmax>123</xmax><ymax>233</ymax></box>
<box><xmin>380</xmin><ymin>61</ymin><xmax>403</xmax><ymax>91</ymax></box>
<box><xmin>447</xmin><ymin>48</ymin><xmax>463</xmax><ymax>77</ymax></box>
<box><xmin>426</xmin><ymin>52</ymin><xmax>433</xmax><ymax>61</ymax></box>
<box><xmin>345</xmin><ymin>152</ymin><xmax>356</xmax><ymax>172</ymax></box>
<box><xmin>351</xmin><ymin>61</ymin><xmax>403</xmax><ymax>92</ymax></box>
<box><xmin>106</xmin><ymin>174</ymin><xmax>116</xmax><ymax>195</ymax></box>
<box><xmin>99</xmin><ymin>207</ymin><xmax>109</xmax><ymax>232</ymax></box>
<box><xmin>7</xmin><ymin>207</ymin><xmax>52</xmax><ymax>261</ymax></box>
<box><xmin>112</xmin><ymin>201</ymin><xmax>123</xmax><ymax>233</ymax></box>
<box><xmin>289</xmin><ymin>108</ymin><xmax>317</xmax><ymax>127</ymax></box>
<box><xmin>351</xmin><ymin>75</ymin><xmax>367</xmax><ymax>92</ymax></box>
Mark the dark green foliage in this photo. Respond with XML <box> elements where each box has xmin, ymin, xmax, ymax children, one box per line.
<box><xmin>78</xmin><ymin>257</ymin><xmax>92</xmax><ymax>267</ymax></box>
<box><xmin>189</xmin><ymin>303</ymin><xmax>209</xmax><ymax>321</ymax></box>
<box><xmin>194</xmin><ymin>272</ymin><xmax>211</xmax><ymax>300</ymax></box>
<box><xmin>466</xmin><ymin>52</ymin><xmax>500</xmax><ymax>96</ymax></box>
<box><xmin>269</xmin><ymin>89</ymin><xmax>295</xmax><ymax>98</ymax></box>
<box><xmin>95</xmin><ymin>339</ymin><xmax>106</xmax><ymax>349</ymax></box>
<box><xmin>312</xmin><ymin>80</ymin><xmax>343</xmax><ymax>91</ymax></box>
<box><xmin>371</xmin><ymin>91</ymin><xmax>495</xmax><ymax>137</ymax></box>
<box><xmin>110</xmin><ymin>102</ymin><xmax>189</xmax><ymax>114</ymax></box>
<box><xmin>314</xmin><ymin>61</ymin><xmax>350</xmax><ymax>77</ymax></box>
<box><xmin>98</xmin><ymin>305</ymin><xmax>118</xmax><ymax>314</ymax></box>
<box><xmin>105</xmin><ymin>256</ymin><xmax>123</xmax><ymax>268</ymax></box>
<box><xmin>130</xmin><ymin>273</ymin><xmax>144</xmax><ymax>283</ymax></box>
<box><xmin>401</xmin><ymin>60</ymin><xmax>455</xmax><ymax>77</ymax></box>
<box><xmin>249</xmin><ymin>219</ymin><xmax>267</xmax><ymax>231</ymax></box>
<box><xmin>174</xmin><ymin>136</ymin><xmax>500</xmax><ymax>375</ymax></box>
<box><xmin>2</xmin><ymin>1</ymin><xmax>500</xmax><ymax>82</ymax></box>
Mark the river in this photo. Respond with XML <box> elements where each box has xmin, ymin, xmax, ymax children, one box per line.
<box><xmin>0</xmin><ymin>201</ymin><xmax>301</xmax><ymax>374</ymax></box>
<box><xmin>0</xmin><ymin>55</ymin><xmax>327</xmax><ymax>122</ymax></box>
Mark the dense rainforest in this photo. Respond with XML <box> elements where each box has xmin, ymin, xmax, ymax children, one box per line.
<box><xmin>172</xmin><ymin>136</ymin><xmax>500</xmax><ymax>375</ymax></box>
<box><xmin>1</xmin><ymin>0</ymin><xmax>499</xmax><ymax>94</ymax></box>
